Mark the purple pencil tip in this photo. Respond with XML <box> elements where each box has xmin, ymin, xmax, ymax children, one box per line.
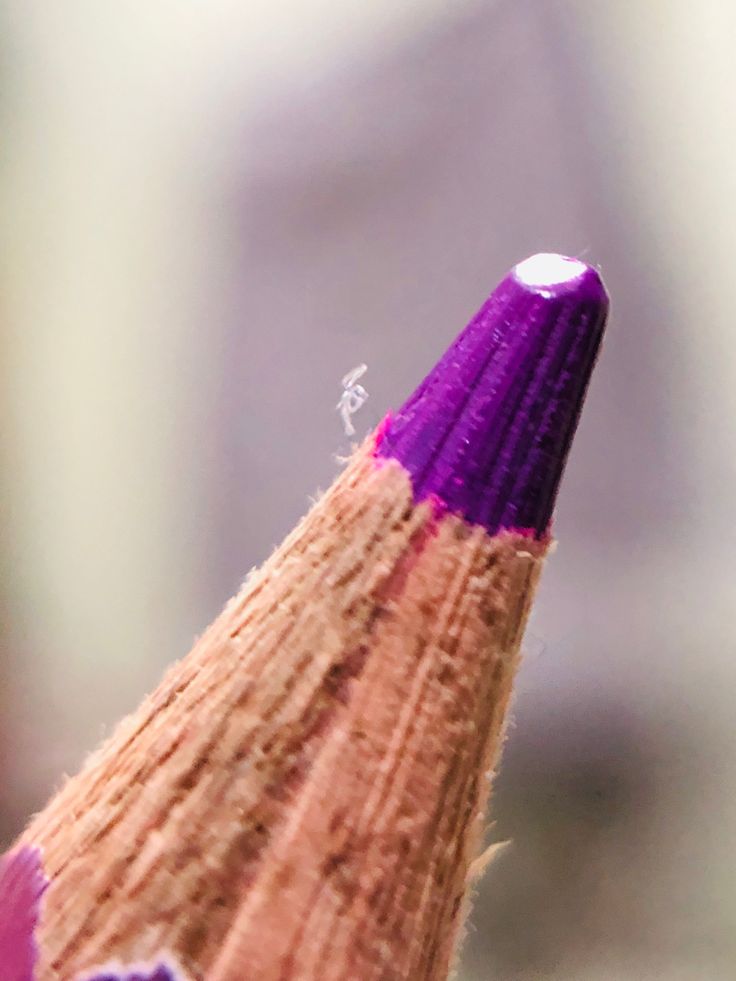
<box><xmin>375</xmin><ymin>253</ymin><xmax>608</xmax><ymax>536</ymax></box>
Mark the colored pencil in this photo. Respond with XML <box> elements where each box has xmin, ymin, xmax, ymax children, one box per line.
<box><xmin>20</xmin><ymin>252</ymin><xmax>608</xmax><ymax>980</ymax></box>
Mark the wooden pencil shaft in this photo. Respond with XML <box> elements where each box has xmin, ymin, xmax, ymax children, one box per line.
<box><xmin>23</xmin><ymin>442</ymin><xmax>546</xmax><ymax>980</ymax></box>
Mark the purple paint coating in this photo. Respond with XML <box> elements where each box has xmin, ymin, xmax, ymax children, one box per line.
<box><xmin>376</xmin><ymin>254</ymin><xmax>608</xmax><ymax>536</ymax></box>
<box><xmin>0</xmin><ymin>846</ymin><xmax>48</xmax><ymax>981</ymax></box>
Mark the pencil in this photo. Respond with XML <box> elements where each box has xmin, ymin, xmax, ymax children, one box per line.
<box><xmin>18</xmin><ymin>252</ymin><xmax>608</xmax><ymax>981</ymax></box>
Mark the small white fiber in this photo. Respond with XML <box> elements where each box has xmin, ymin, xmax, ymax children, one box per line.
<box><xmin>337</xmin><ymin>363</ymin><xmax>369</xmax><ymax>436</ymax></box>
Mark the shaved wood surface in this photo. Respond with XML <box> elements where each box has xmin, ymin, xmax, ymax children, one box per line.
<box><xmin>23</xmin><ymin>441</ymin><xmax>546</xmax><ymax>980</ymax></box>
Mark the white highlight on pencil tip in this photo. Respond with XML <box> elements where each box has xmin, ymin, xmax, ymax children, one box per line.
<box><xmin>337</xmin><ymin>363</ymin><xmax>369</xmax><ymax>436</ymax></box>
<box><xmin>513</xmin><ymin>253</ymin><xmax>587</xmax><ymax>289</ymax></box>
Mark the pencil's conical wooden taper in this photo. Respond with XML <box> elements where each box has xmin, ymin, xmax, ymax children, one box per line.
<box><xmin>23</xmin><ymin>445</ymin><xmax>545</xmax><ymax>979</ymax></box>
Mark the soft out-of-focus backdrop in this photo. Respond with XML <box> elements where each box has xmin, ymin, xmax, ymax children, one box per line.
<box><xmin>2</xmin><ymin>2</ymin><xmax>735</xmax><ymax>978</ymax></box>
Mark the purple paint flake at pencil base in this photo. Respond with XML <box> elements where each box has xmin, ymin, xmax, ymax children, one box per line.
<box><xmin>375</xmin><ymin>253</ymin><xmax>609</xmax><ymax>536</ymax></box>
<box><xmin>0</xmin><ymin>845</ymin><xmax>184</xmax><ymax>981</ymax></box>
<box><xmin>0</xmin><ymin>846</ymin><xmax>47</xmax><ymax>981</ymax></box>
<box><xmin>80</xmin><ymin>966</ymin><xmax>182</xmax><ymax>981</ymax></box>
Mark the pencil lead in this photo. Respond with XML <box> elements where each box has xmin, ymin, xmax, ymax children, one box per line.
<box><xmin>376</xmin><ymin>253</ymin><xmax>608</xmax><ymax>536</ymax></box>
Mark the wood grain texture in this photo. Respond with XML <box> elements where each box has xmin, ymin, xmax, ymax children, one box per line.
<box><xmin>22</xmin><ymin>440</ymin><xmax>547</xmax><ymax>980</ymax></box>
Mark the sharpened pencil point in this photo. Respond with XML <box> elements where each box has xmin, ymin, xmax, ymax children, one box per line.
<box><xmin>376</xmin><ymin>253</ymin><xmax>608</xmax><ymax>536</ymax></box>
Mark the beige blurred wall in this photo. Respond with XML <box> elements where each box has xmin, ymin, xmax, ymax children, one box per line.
<box><xmin>1</xmin><ymin>0</ymin><xmax>454</xmax><ymax>803</ymax></box>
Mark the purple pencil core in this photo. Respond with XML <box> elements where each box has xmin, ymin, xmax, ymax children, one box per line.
<box><xmin>375</xmin><ymin>253</ymin><xmax>608</xmax><ymax>536</ymax></box>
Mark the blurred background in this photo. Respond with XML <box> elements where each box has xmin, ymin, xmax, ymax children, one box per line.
<box><xmin>2</xmin><ymin>1</ymin><xmax>735</xmax><ymax>978</ymax></box>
